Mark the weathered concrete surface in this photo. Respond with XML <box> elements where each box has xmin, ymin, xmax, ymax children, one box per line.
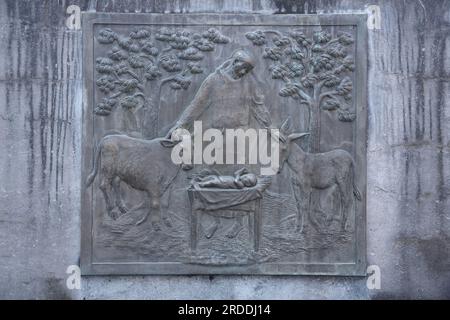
<box><xmin>0</xmin><ymin>0</ymin><xmax>449</xmax><ymax>299</ymax></box>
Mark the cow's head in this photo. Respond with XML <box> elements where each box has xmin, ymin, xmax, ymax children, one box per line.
<box><xmin>160</xmin><ymin>136</ymin><xmax>194</xmax><ymax>171</ymax></box>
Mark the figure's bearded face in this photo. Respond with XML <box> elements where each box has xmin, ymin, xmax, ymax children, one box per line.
<box><xmin>231</xmin><ymin>59</ymin><xmax>254</xmax><ymax>78</ymax></box>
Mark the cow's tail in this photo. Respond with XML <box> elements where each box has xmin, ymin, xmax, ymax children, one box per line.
<box><xmin>86</xmin><ymin>131</ymin><xmax>125</xmax><ymax>188</ymax></box>
<box><xmin>351</xmin><ymin>161</ymin><xmax>362</xmax><ymax>201</ymax></box>
<box><xmin>86</xmin><ymin>140</ymin><xmax>103</xmax><ymax>187</ymax></box>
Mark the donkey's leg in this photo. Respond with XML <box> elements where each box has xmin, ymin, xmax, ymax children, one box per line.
<box><xmin>305</xmin><ymin>191</ymin><xmax>314</xmax><ymax>232</ymax></box>
<box><xmin>292</xmin><ymin>181</ymin><xmax>305</xmax><ymax>232</ymax></box>
<box><xmin>295</xmin><ymin>199</ymin><xmax>304</xmax><ymax>232</ymax></box>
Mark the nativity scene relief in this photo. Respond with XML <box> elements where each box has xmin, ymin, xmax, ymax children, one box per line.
<box><xmin>82</xmin><ymin>15</ymin><xmax>366</xmax><ymax>275</ymax></box>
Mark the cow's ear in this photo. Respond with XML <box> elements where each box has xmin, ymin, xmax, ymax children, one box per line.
<box><xmin>160</xmin><ymin>139</ymin><xmax>177</xmax><ymax>148</ymax></box>
<box><xmin>288</xmin><ymin>132</ymin><xmax>310</xmax><ymax>142</ymax></box>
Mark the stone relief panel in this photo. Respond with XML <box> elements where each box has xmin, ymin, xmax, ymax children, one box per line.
<box><xmin>81</xmin><ymin>13</ymin><xmax>367</xmax><ymax>275</ymax></box>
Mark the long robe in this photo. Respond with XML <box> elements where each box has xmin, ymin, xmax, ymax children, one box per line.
<box><xmin>174</xmin><ymin>69</ymin><xmax>272</xmax><ymax>130</ymax></box>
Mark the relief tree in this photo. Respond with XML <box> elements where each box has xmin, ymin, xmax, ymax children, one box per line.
<box><xmin>94</xmin><ymin>27</ymin><xmax>229</xmax><ymax>138</ymax></box>
<box><xmin>246</xmin><ymin>29</ymin><xmax>356</xmax><ymax>152</ymax></box>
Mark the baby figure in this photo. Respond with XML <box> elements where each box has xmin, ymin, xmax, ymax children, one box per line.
<box><xmin>195</xmin><ymin>168</ymin><xmax>257</xmax><ymax>189</ymax></box>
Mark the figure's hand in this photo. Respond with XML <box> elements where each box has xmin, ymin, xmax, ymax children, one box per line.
<box><xmin>165</xmin><ymin>126</ymin><xmax>179</xmax><ymax>140</ymax></box>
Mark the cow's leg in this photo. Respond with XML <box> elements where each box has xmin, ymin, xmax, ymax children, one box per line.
<box><xmin>98</xmin><ymin>144</ymin><xmax>120</xmax><ymax>219</ymax></box>
<box><xmin>99</xmin><ymin>175</ymin><xmax>117</xmax><ymax>219</ymax></box>
<box><xmin>112</xmin><ymin>177</ymin><xmax>128</xmax><ymax>215</ymax></box>
<box><xmin>135</xmin><ymin>196</ymin><xmax>150</xmax><ymax>226</ymax></box>
<box><xmin>160</xmin><ymin>185</ymin><xmax>173</xmax><ymax>228</ymax></box>
<box><xmin>136</xmin><ymin>192</ymin><xmax>152</xmax><ymax>226</ymax></box>
<box><xmin>136</xmin><ymin>191</ymin><xmax>162</xmax><ymax>231</ymax></box>
<box><xmin>149</xmin><ymin>194</ymin><xmax>162</xmax><ymax>231</ymax></box>
<box><xmin>128</xmin><ymin>200</ymin><xmax>146</xmax><ymax>213</ymax></box>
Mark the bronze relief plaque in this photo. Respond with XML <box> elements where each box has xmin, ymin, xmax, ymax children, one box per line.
<box><xmin>81</xmin><ymin>13</ymin><xmax>367</xmax><ymax>275</ymax></box>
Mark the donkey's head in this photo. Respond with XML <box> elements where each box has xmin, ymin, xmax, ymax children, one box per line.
<box><xmin>271</xmin><ymin>118</ymin><xmax>310</xmax><ymax>173</ymax></box>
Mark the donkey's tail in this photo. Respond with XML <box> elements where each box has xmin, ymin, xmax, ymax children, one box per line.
<box><xmin>353</xmin><ymin>182</ymin><xmax>362</xmax><ymax>201</ymax></box>
<box><xmin>351</xmin><ymin>162</ymin><xmax>362</xmax><ymax>201</ymax></box>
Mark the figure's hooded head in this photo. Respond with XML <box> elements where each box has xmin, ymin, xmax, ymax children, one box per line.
<box><xmin>227</xmin><ymin>49</ymin><xmax>255</xmax><ymax>79</ymax></box>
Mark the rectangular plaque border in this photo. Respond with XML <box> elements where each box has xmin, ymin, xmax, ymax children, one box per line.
<box><xmin>81</xmin><ymin>13</ymin><xmax>367</xmax><ymax>276</ymax></box>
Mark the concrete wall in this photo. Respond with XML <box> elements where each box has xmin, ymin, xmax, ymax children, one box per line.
<box><xmin>0</xmin><ymin>0</ymin><xmax>449</xmax><ymax>299</ymax></box>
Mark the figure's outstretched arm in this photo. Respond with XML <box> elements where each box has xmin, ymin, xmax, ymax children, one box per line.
<box><xmin>166</xmin><ymin>74</ymin><xmax>214</xmax><ymax>138</ymax></box>
<box><xmin>250</xmin><ymin>93</ymin><xmax>272</xmax><ymax>129</ymax></box>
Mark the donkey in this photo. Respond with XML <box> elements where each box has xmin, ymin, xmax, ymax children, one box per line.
<box><xmin>274</xmin><ymin>119</ymin><xmax>361</xmax><ymax>232</ymax></box>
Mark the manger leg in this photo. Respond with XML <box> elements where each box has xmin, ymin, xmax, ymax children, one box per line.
<box><xmin>188</xmin><ymin>191</ymin><xmax>197</xmax><ymax>251</ymax></box>
<box><xmin>226</xmin><ymin>214</ymin><xmax>244</xmax><ymax>238</ymax></box>
<box><xmin>254</xmin><ymin>199</ymin><xmax>261</xmax><ymax>251</ymax></box>
<box><xmin>205</xmin><ymin>216</ymin><xmax>220</xmax><ymax>239</ymax></box>
<box><xmin>248</xmin><ymin>212</ymin><xmax>254</xmax><ymax>248</ymax></box>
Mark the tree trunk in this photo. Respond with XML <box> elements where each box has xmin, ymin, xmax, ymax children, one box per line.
<box><xmin>309</xmin><ymin>84</ymin><xmax>321</xmax><ymax>153</ymax></box>
<box><xmin>123</xmin><ymin>109</ymin><xmax>138</xmax><ymax>133</ymax></box>
<box><xmin>142</xmin><ymin>101</ymin><xmax>158</xmax><ymax>139</ymax></box>
<box><xmin>309</xmin><ymin>102</ymin><xmax>320</xmax><ymax>153</ymax></box>
<box><xmin>143</xmin><ymin>79</ymin><xmax>172</xmax><ymax>139</ymax></box>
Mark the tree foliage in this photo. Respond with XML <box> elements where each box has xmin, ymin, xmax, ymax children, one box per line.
<box><xmin>246</xmin><ymin>29</ymin><xmax>356</xmax><ymax>152</ymax></box>
<box><xmin>94</xmin><ymin>27</ymin><xmax>229</xmax><ymax>135</ymax></box>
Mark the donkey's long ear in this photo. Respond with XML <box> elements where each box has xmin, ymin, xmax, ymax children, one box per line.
<box><xmin>280</xmin><ymin>117</ymin><xmax>292</xmax><ymax>135</ymax></box>
<box><xmin>288</xmin><ymin>132</ymin><xmax>310</xmax><ymax>142</ymax></box>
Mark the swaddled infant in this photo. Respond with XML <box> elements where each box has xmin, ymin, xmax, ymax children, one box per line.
<box><xmin>194</xmin><ymin>168</ymin><xmax>257</xmax><ymax>189</ymax></box>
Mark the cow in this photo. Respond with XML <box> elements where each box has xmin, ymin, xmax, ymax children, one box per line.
<box><xmin>85</xmin><ymin>134</ymin><xmax>181</xmax><ymax>230</ymax></box>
